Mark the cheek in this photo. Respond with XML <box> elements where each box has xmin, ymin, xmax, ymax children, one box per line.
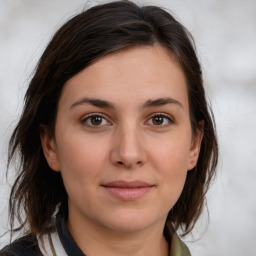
<box><xmin>149</xmin><ymin>134</ymin><xmax>191</xmax><ymax>207</ymax></box>
<box><xmin>150</xmin><ymin>132</ymin><xmax>192</xmax><ymax>175</ymax></box>
<box><xmin>55</xmin><ymin>134</ymin><xmax>108</xmax><ymax>195</ymax></box>
<box><xmin>157</xmin><ymin>151</ymin><xmax>188</xmax><ymax>214</ymax></box>
<box><xmin>57</xmin><ymin>130</ymin><xmax>107</xmax><ymax>169</ymax></box>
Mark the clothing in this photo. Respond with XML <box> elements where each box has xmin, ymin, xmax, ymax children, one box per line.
<box><xmin>0</xmin><ymin>214</ymin><xmax>191</xmax><ymax>256</ymax></box>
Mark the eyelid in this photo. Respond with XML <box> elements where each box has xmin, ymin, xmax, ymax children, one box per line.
<box><xmin>146</xmin><ymin>112</ymin><xmax>175</xmax><ymax>126</ymax></box>
<box><xmin>80</xmin><ymin>112</ymin><xmax>174</xmax><ymax>129</ymax></box>
<box><xmin>81</xmin><ymin>113</ymin><xmax>112</xmax><ymax>128</ymax></box>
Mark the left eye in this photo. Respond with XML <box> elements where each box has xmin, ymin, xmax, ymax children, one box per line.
<box><xmin>82</xmin><ymin>115</ymin><xmax>109</xmax><ymax>127</ymax></box>
<box><xmin>147</xmin><ymin>114</ymin><xmax>173</xmax><ymax>126</ymax></box>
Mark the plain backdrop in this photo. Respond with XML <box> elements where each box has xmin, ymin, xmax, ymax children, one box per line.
<box><xmin>0</xmin><ymin>0</ymin><xmax>256</xmax><ymax>255</ymax></box>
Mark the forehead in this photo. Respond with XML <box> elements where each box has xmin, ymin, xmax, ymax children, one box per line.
<box><xmin>60</xmin><ymin>44</ymin><xmax>188</xmax><ymax>111</ymax></box>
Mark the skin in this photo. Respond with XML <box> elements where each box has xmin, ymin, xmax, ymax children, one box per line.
<box><xmin>41</xmin><ymin>44</ymin><xmax>203</xmax><ymax>256</ymax></box>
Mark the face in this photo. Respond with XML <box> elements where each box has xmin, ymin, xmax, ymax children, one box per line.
<box><xmin>41</xmin><ymin>45</ymin><xmax>202</xmax><ymax>235</ymax></box>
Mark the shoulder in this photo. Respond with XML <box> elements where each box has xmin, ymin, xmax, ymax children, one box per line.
<box><xmin>0</xmin><ymin>234</ymin><xmax>43</xmax><ymax>256</ymax></box>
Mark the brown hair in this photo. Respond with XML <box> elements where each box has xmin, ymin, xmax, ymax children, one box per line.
<box><xmin>8</xmin><ymin>0</ymin><xmax>218</xmax><ymax>237</ymax></box>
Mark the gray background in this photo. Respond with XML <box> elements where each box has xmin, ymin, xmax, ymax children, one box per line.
<box><xmin>0</xmin><ymin>0</ymin><xmax>256</xmax><ymax>255</ymax></box>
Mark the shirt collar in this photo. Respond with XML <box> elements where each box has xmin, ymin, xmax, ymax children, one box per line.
<box><xmin>169</xmin><ymin>232</ymin><xmax>191</xmax><ymax>256</ymax></box>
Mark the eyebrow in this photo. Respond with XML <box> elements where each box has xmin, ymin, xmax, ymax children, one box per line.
<box><xmin>70</xmin><ymin>97</ymin><xmax>183</xmax><ymax>110</ymax></box>
<box><xmin>70</xmin><ymin>98</ymin><xmax>115</xmax><ymax>109</ymax></box>
<box><xmin>142</xmin><ymin>97</ymin><xmax>183</xmax><ymax>109</ymax></box>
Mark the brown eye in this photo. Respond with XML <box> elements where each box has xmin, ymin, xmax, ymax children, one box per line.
<box><xmin>152</xmin><ymin>116</ymin><xmax>164</xmax><ymax>125</ymax></box>
<box><xmin>82</xmin><ymin>114</ymin><xmax>109</xmax><ymax>128</ymax></box>
<box><xmin>91</xmin><ymin>116</ymin><xmax>103</xmax><ymax>125</ymax></box>
<box><xmin>147</xmin><ymin>114</ymin><xmax>173</xmax><ymax>127</ymax></box>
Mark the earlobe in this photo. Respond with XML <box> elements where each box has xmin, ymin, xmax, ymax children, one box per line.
<box><xmin>40</xmin><ymin>129</ymin><xmax>60</xmax><ymax>172</ymax></box>
<box><xmin>187</xmin><ymin>121</ymin><xmax>204</xmax><ymax>171</ymax></box>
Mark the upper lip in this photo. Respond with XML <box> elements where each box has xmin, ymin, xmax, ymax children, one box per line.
<box><xmin>102</xmin><ymin>180</ymin><xmax>153</xmax><ymax>188</ymax></box>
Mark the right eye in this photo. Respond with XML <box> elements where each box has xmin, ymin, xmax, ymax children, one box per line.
<box><xmin>81</xmin><ymin>114</ymin><xmax>110</xmax><ymax>128</ymax></box>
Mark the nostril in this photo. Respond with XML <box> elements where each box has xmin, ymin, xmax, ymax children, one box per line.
<box><xmin>116</xmin><ymin>160</ymin><xmax>142</xmax><ymax>166</ymax></box>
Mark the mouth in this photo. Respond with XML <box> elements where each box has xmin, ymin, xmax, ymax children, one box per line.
<box><xmin>101</xmin><ymin>180</ymin><xmax>154</xmax><ymax>201</ymax></box>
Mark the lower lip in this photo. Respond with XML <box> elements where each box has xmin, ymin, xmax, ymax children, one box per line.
<box><xmin>103</xmin><ymin>186</ymin><xmax>153</xmax><ymax>200</ymax></box>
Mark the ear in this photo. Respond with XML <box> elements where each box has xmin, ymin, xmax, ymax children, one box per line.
<box><xmin>187</xmin><ymin>121</ymin><xmax>204</xmax><ymax>171</ymax></box>
<box><xmin>40</xmin><ymin>127</ymin><xmax>60</xmax><ymax>172</ymax></box>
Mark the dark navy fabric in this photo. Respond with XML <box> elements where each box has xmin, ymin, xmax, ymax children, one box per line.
<box><xmin>56</xmin><ymin>211</ymin><xmax>85</xmax><ymax>256</ymax></box>
<box><xmin>0</xmin><ymin>234</ymin><xmax>43</xmax><ymax>256</ymax></box>
<box><xmin>0</xmin><ymin>212</ymin><xmax>85</xmax><ymax>256</ymax></box>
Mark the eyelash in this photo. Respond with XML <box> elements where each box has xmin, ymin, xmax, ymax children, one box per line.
<box><xmin>81</xmin><ymin>113</ymin><xmax>174</xmax><ymax>128</ymax></box>
<box><xmin>147</xmin><ymin>113</ymin><xmax>174</xmax><ymax>127</ymax></box>
<box><xmin>81</xmin><ymin>113</ymin><xmax>110</xmax><ymax>129</ymax></box>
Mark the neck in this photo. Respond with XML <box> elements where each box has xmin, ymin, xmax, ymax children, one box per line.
<box><xmin>66</xmin><ymin>211</ymin><xmax>169</xmax><ymax>256</ymax></box>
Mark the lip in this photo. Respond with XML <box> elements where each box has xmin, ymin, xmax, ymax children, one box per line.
<box><xmin>102</xmin><ymin>180</ymin><xmax>154</xmax><ymax>201</ymax></box>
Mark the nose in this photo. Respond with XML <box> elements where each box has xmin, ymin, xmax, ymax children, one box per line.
<box><xmin>110</xmin><ymin>125</ymin><xmax>147</xmax><ymax>169</ymax></box>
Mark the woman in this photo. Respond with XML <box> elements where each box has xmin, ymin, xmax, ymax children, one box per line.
<box><xmin>0</xmin><ymin>1</ymin><xmax>218</xmax><ymax>255</ymax></box>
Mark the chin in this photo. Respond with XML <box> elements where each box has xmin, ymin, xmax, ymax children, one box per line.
<box><xmin>100</xmin><ymin>210</ymin><xmax>166</xmax><ymax>234</ymax></box>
